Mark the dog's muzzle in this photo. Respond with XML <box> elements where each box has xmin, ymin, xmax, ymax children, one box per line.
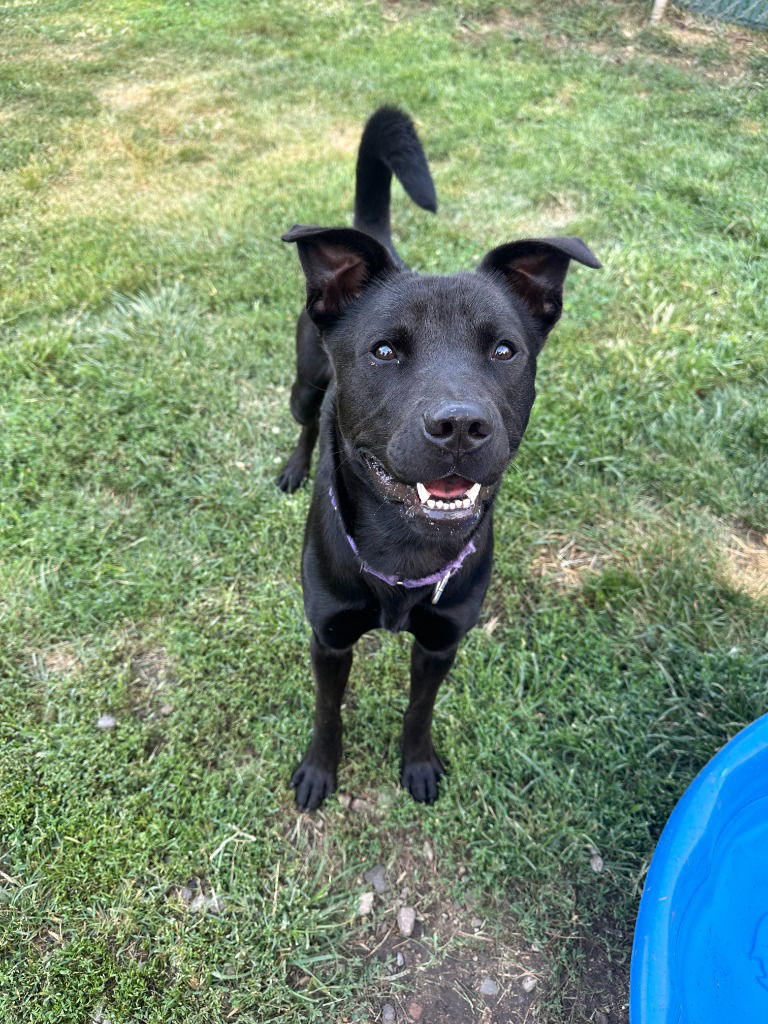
<box><xmin>363</xmin><ymin>454</ymin><xmax>493</xmax><ymax>522</ymax></box>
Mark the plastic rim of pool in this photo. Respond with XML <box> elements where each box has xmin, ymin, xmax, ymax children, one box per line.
<box><xmin>630</xmin><ymin>713</ymin><xmax>768</xmax><ymax>1023</ymax></box>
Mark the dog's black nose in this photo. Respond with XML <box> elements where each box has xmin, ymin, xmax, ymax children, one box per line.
<box><xmin>423</xmin><ymin>402</ymin><xmax>492</xmax><ymax>451</ymax></box>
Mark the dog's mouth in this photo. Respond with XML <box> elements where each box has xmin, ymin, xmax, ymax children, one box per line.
<box><xmin>363</xmin><ymin>454</ymin><xmax>490</xmax><ymax>520</ymax></box>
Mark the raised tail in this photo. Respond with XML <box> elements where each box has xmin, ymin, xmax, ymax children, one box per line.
<box><xmin>353</xmin><ymin>106</ymin><xmax>437</xmax><ymax>259</ymax></box>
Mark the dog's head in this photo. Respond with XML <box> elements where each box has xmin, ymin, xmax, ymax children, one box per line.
<box><xmin>283</xmin><ymin>225</ymin><xmax>600</xmax><ymax>537</ymax></box>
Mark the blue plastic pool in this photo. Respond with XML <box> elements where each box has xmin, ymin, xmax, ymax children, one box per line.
<box><xmin>630</xmin><ymin>714</ymin><xmax>768</xmax><ymax>1022</ymax></box>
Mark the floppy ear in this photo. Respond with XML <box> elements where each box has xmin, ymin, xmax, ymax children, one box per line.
<box><xmin>282</xmin><ymin>225</ymin><xmax>398</xmax><ymax>329</ymax></box>
<box><xmin>478</xmin><ymin>237</ymin><xmax>601</xmax><ymax>336</ymax></box>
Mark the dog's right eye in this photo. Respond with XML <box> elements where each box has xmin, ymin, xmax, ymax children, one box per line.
<box><xmin>492</xmin><ymin>341</ymin><xmax>519</xmax><ymax>362</ymax></box>
<box><xmin>372</xmin><ymin>343</ymin><xmax>397</xmax><ymax>362</ymax></box>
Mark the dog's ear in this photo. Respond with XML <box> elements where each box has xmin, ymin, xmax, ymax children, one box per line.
<box><xmin>478</xmin><ymin>237</ymin><xmax>601</xmax><ymax>336</ymax></box>
<box><xmin>282</xmin><ymin>225</ymin><xmax>398</xmax><ymax>329</ymax></box>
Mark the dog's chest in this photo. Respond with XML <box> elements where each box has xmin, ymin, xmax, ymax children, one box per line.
<box><xmin>372</xmin><ymin>583</ymin><xmax>428</xmax><ymax>634</ymax></box>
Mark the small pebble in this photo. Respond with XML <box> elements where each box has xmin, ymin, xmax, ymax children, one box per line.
<box><xmin>521</xmin><ymin>975</ymin><xmax>538</xmax><ymax>993</ymax></box>
<box><xmin>96</xmin><ymin>714</ymin><xmax>116</xmax><ymax>730</ymax></box>
<box><xmin>382</xmin><ymin>1003</ymin><xmax>396</xmax><ymax>1023</ymax></box>
<box><xmin>364</xmin><ymin>863</ymin><xmax>389</xmax><ymax>893</ymax></box>
<box><xmin>397</xmin><ymin>906</ymin><xmax>416</xmax><ymax>937</ymax></box>
<box><xmin>358</xmin><ymin>891</ymin><xmax>375</xmax><ymax>916</ymax></box>
<box><xmin>471</xmin><ymin>917</ymin><xmax>483</xmax><ymax>929</ymax></box>
<box><xmin>407</xmin><ymin>1001</ymin><xmax>423</xmax><ymax>1021</ymax></box>
<box><xmin>158</xmin><ymin>703</ymin><xmax>173</xmax><ymax>717</ymax></box>
<box><xmin>396</xmin><ymin>952</ymin><xmax>405</xmax><ymax>968</ymax></box>
<box><xmin>479</xmin><ymin>976</ymin><xmax>500</xmax><ymax>997</ymax></box>
<box><xmin>590</xmin><ymin>854</ymin><xmax>604</xmax><ymax>873</ymax></box>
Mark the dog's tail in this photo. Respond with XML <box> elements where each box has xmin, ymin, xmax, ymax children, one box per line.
<box><xmin>354</xmin><ymin>106</ymin><xmax>437</xmax><ymax>260</ymax></box>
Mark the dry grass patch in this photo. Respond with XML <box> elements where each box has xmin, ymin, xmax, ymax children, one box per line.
<box><xmin>722</xmin><ymin>524</ymin><xmax>768</xmax><ymax>600</ymax></box>
<box><xmin>451</xmin><ymin>2</ymin><xmax>768</xmax><ymax>84</ymax></box>
<box><xmin>446</xmin><ymin>192</ymin><xmax>586</xmax><ymax>250</ymax></box>
<box><xmin>99</xmin><ymin>81</ymin><xmax>156</xmax><ymax>112</ymax></box>
<box><xmin>36</xmin><ymin>71</ymin><xmax>361</xmax><ymax>226</ymax></box>
<box><xmin>126</xmin><ymin>642</ymin><xmax>177</xmax><ymax>719</ymax></box>
<box><xmin>512</xmin><ymin>193</ymin><xmax>584</xmax><ymax>237</ymax></box>
<box><xmin>598</xmin><ymin>13</ymin><xmax>768</xmax><ymax>85</ymax></box>
<box><xmin>36</xmin><ymin>644</ymin><xmax>82</xmax><ymax>677</ymax></box>
<box><xmin>530</xmin><ymin>535</ymin><xmax>610</xmax><ymax>592</ymax></box>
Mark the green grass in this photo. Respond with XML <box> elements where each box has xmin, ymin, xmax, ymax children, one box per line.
<box><xmin>1</xmin><ymin>1</ymin><xmax>767</xmax><ymax>1021</ymax></box>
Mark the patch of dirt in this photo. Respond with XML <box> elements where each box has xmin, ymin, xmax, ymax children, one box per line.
<box><xmin>355</xmin><ymin>839</ymin><xmax>545</xmax><ymax>1024</ymax></box>
<box><xmin>561</xmin><ymin>917</ymin><xmax>630</xmax><ymax>1024</ymax></box>
<box><xmin>722</xmin><ymin>524</ymin><xmax>768</xmax><ymax>600</ymax></box>
<box><xmin>367</xmin><ymin>915</ymin><xmax>544</xmax><ymax>1023</ymax></box>
<box><xmin>282</xmin><ymin>810</ymin><xmax>546</xmax><ymax>1023</ymax></box>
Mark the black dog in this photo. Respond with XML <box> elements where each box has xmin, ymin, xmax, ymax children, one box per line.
<box><xmin>279</xmin><ymin>107</ymin><xmax>600</xmax><ymax>811</ymax></box>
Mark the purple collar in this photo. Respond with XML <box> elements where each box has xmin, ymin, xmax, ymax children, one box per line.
<box><xmin>328</xmin><ymin>486</ymin><xmax>476</xmax><ymax>604</ymax></box>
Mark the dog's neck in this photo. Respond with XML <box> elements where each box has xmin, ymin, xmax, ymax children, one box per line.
<box><xmin>327</xmin><ymin>481</ymin><xmax>477</xmax><ymax>602</ymax></box>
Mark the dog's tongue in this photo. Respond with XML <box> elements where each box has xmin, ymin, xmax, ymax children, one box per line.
<box><xmin>424</xmin><ymin>475</ymin><xmax>474</xmax><ymax>499</ymax></box>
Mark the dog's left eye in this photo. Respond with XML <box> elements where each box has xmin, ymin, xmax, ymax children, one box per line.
<box><xmin>372</xmin><ymin>343</ymin><xmax>398</xmax><ymax>362</ymax></box>
<box><xmin>492</xmin><ymin>341</ymin><xmax>519</xmax><ymax>362</ymax></box>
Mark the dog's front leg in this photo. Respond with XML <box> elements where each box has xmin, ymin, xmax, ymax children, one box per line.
<box><xmin>291</xmin><ymin>632</ymin><xmax>353</xmax><ymax>811</ymax></box>
<box><xmin>401</xmin><ymin>640</ymin><xmax>457</xmax><ymax>804</ymax></box>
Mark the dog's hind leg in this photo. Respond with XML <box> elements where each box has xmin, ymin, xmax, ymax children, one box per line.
<box><xmin>400</xmin><ymin>641</ymin><xmax>457</xmax><ymax>804</ymax></box>
<box><xmin>276</xmin><ymin>311</ymin><xmax>331</xmax><ymax>493</ymax></box>
<box><xmin>276</xmin><ymin>417</ymin><xmax>319</xmax><ymax>494</ymax></box>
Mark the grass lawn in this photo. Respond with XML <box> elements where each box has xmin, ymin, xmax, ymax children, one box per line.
<box><xmin>1</xmin><ymin>1</ymin><xmax>767</xmax><ymax>1021</ymax></box>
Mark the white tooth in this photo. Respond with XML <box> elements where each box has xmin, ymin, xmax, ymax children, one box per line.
<box><xmin>463</xmin><ymin>498</ymin><xmax>471</xmax><ymax>508</ymax></box>
<box><xmin>416</xmin><ymin>482</ymin><xmax>430</xmax><ymax>503</ymax></box>
<box><xmin>427</xmin><ymin>499</ymin><xmax>436</xmax><ymax>508</ymax></box>
<box><xmin>436</xmin><ymin>500</ymin><xmax>447</xmax><ymax>509</ymax></box>
<box><xmin>466</xmin><ymin>483</ymin><xmax>481</xmax><ymax>503</ymax></box>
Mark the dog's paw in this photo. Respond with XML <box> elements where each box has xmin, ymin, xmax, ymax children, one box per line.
<box><xmin>275</xmin><ymin>454</ymin><xmax>308</xmax><ymax>493</ymax></box>
<box><xmin>290</xmin><ymin>760</ymin><xmax>336</xmax><ymax>811</ymax></box>
<box><xmin>401</xmin><ymin>753</ymin><xmax>446</xmax><ymax>805</ymax></box>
